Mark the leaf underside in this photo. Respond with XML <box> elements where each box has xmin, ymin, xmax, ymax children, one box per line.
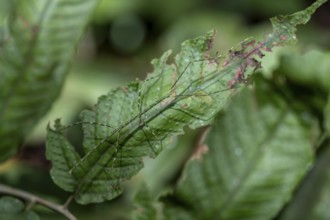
<box><xmin>46</xmin><ymin>0</ymin><xmax>326</xmax><ymax>204</ymax></box>
<box><xmin>0</xmin><ymin>0</ymin><xmax>98</xmax><ymax>161</ymax></box>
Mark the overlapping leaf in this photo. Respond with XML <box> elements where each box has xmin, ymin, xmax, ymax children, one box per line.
<box><xmin>46</xmin><ymin>0</ymin><xmax>326</xmax><ymax>204</ymax></box>
<box><xmin>275</xmin><ymin>50</ymin><xmax>330</xmax><ymax>91</ymax></box>
<box><xmin>277</xmin><ymin>144</ymin><xmax>330</xmax><ymax>220</ymax></box>
<box><xmin>0</xmin><ymin>196</ymin><xmax>40</xmax><ymax>220</ymax></box>
<box><xmin>160</xmin><ymin>76</ymin><xmax>315</xmax><ymax>220</ymax></box>
<box><xmin>0</xmin><ymin>0</ymin><xmax>99</xmax><ymax>161</ymax></box>
<box><xmin>131</xmin><ymin>184</ymin><xmax>159</xmax><ymax>220</ymax></box>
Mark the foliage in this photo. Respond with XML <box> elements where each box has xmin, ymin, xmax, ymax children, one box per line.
<box><xmin>156</xmin><ymin>76</ymin><xmax>315</xmax><ymax>220</ymax></box>
<box><xmin>46</xmin><ymin>0</ymin><xmax>326</xmax><ymax>205</ymax></box>
<box><xmin>276</xmin><ymin>49</ymin><xmax>330</xmax><ymax>91</ymax></box>
<box><xmin>0</xmin><ymin>0</ymin><xmax>99</xmax><ymax>162</ymax></box>
<box><xmin>0</xmin><ymin>0</ymin><xmax>329</xmax><ymax>219</ymax></box>
<box><xmin>277</xmin><ymin>144</ymin><xmax>330</xmax><ymax>220</ymax></box>
<box><xmin>0</xmin><ymin>196</ymin><xmax>40</xmax><ymax>220</ymax></box>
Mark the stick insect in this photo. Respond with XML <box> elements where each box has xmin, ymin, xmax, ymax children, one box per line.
<box><xmin>51</xmin><ymin>34</ymin><xmax>263</xmax><ymax>202</ymax></box>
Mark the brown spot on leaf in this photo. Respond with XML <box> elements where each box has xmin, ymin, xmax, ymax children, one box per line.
<box><xmin>192</xmin><ymin>143</ymin><xmax>209</xmax><ymax>160</ymax></box>
<box><xmin>191</xmin><ymin>126</ymin><xmax>211</xmax><ymax>161</ymax></box>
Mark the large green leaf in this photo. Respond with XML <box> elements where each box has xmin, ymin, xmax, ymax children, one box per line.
<box><xmin>46</xmin><ymin>0</ymin><xmax>326</xmax><ymax>204</ymax></box>
<box><xmin>0</xmin><ymin>0</ymin><xmax>99</xmax><ymax>161</ymax></box>
<box><xmin>160</xmin><ymin>76</ymin><xmax>315</xmax><ymax>220</ymax></box>
<box><xmin>47</xmin><ymin>30</ymin><xmax>237</xmax><ymax>204</ymax></box>
<box><xmin>0</xmin><ymin>196</ymin><xmax>40</xmax><ymax>220</ymax></box>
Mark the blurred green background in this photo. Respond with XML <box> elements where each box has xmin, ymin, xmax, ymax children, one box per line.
<box><xmin>0</xmin><ymin>0</ymin><xmax>329</xmax><ymax>219</ymax></box>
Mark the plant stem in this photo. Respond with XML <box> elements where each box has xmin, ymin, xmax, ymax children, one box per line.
<box><xmin>0</xmin><ymin>184</ymin><xmax>77</xmax><ymax>220</ymax></box>
<box><xmin>63</xmin><ymin>195</ymin><xmax>74</xmax><ymax>209</ymax></box>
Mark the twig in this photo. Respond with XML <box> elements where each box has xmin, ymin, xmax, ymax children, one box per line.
<box><xmin>63</xmin><ymin>195</ymin><xmax>75</xmax><ymax>209</ymax></box>
<box><xmin>0</xmin><ymin>184</ymin><xmax>77</xmax><ymax>220</ymax></box>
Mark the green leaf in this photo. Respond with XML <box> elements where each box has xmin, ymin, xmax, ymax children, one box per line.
<box><xmin>326</xmin><ymin>95</ymin><xmax>330</xmax><ymax>136</ymax></box>
<box><xmin>46</xmin><ymin>119</ymin><xmax>81</xmax><ymax>192</ymax></box>
<box><xmin>131</xmin><ymin>183</ymin><xmax>159</xmax><ymax>220</ymax></box>
<box><xmin>275</xmin><ymin>49</ymin><xmax>330</xmax><ymax>91</ymax></box>
<box><xmin>277</xmin><ymin>144</ymin><xmax>330</xmax><ymax>220</ymax></box>
<box><xmin>270</xmin><ymin>0</ymin><xmax>327</xmax><ymax>45</ymax></box>
<box><xmin>0</xmin><ymin>196</ymin><xmax>40</xmax><ymax>220</ymax></box>
<box><xmin>0</xmin><ymin>0</ymin><xmax>99</xmax><ymax>161</ymax></box>
<box><xmin>48</xmin><ymin>30</ymin><xmax>235</xmax><ymax>204</ymax></box>
<box><xmin>310</xmin><ymin>149</ymin><xmax>330</xmax><ymax>220</ymax></box>
<box><xmin>46</xmin><ymin>0</ymin><xmax>325</xmax><ymax>204</ymax></box>
<box><xmin>0</xmin><ymin>0</ymin><xmax>13</xmax><ymax>22</ymax></box>
<box><xmin>161</xmin><ymin>76</ymin><xmax>315</xmax><ymax>220</ymax></box>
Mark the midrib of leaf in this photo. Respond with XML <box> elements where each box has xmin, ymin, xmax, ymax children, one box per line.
<box><xmin>71</xmin><ymin>73</ymin><xmax>233</xmax><ymax>196</ymax></box>
<box><xmin>71</xmin><ymin>81</ymin><xmax>201</xmax><ymax>193</ymax></box>
<box><xmin>47</xmin><ymin>0</ymin><xmax>327</xmax><ymax>204</ymax></box>
<box><xmin>74</xmin><ymin>25</ymin><xmax>308</xmax><ymax>198</ymax></box>
<box><xmin>71</xmin><ymin>24</ymin><xmax>297</xmax><ymax>192</ymax></box>
<box><xmin>214</xmin><ymin>108</ymin><xmax>289</xmax><ymax>219</ymax></box>
<box><xmin>0</xmin><ymin>0</ymin><xmax>53</xmax><ymax>118</ymax></box>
